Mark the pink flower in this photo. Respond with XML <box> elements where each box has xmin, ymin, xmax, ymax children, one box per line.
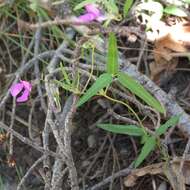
<box><xmin>10</xmin><ymin>80</ymin><xmax>32</xmax><ymax>102</ymax></box>
<box><xmin>76</xmin><ymin>4</ymin><xmax>106</xmax><ymax>23</ymax></box>
<box><xmin>85</xmin><ymin>4</ymin><xmax>100</xmax><ymax>17</ymax></box>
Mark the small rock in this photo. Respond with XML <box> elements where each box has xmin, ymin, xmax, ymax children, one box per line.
<box><xmin>82</xmin><ymin>160</ymin><xmax>90</xmax><ymax>168</ymax></box>
<box><xmin>157</xmin><ymin>181</ymin><xmax>167</xmax><ymax>190</ymax></box>
<box><xmin>87</xmin><ymin>135</ymin><xmax>96</xmax><ymax>148</ymax></box>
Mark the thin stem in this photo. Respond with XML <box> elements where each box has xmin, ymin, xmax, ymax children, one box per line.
<box><xmin>82</xmin><ymin>46</ymin><xmax>95</xmax><ymax>93</ymax></box>
<box><xmin>102</xmin><ymin>94</ymin><xmax>147</xmax><ymax>135</ymax></box>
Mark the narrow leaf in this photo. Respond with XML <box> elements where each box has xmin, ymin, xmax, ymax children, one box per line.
<box><xmin>164</xmin><ymin>6</ymin><xmax>187</xmax><ymax>17</ymax></box>
<box><xmin>156</xmin><ymin>115</ymin><xmax>180</xmax><ymax>136</ymax></box>
<box><xmin>54</xmin><ymin>80</ymin><xmax>72</xmax><ymax>91</ymax></box>
<box><xmin>105</xmin><ymin>0</ymin><xmax>119</xmax><ymax>14</ymax></box>
<box><xmin>107</xmin><ymin>32</ymin><xmax>119</xmax><ymax>75</ymax></box>
<box><xmin>185</xmin><ymin>0</ymin><xmax>190</xmax><ymax>4</ymax></box>
<box><xmin>98</xmin><ymin>124</ymin><xmax>144</xmax><ymax>136</ymax></box>
<box><xmin>74</xmin><ymin>0</ymin><xmax>97</xmax><ymax>10</ymax></box>
<box><xmin>118</xmin><ymin>72</ymin><xmax>165</xmax><ymax>114</ymax></box>
<box><xmin>135</xmin><ymin>136</ymin><xmax>156</xmax><ymax>167</ymax></box>
<box><xmin>123</xmin><ymin>0</ymin><xmax>134</xmax><ymax>17</ymax></box>
<box><xmin>60</xmin><ymin>63</ymin><xmax>71</xmax><ymax>85</ymax></box>
<box><xmin>77</xmin><ymin>73</ymin><xmax>112</xmax><ymax>107</ymax></box>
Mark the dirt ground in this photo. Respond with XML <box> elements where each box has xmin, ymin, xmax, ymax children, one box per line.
<box><xmin>1</xmin><ymin>0</ymin><xmax>190</xmax><ymax>190</ymax></box>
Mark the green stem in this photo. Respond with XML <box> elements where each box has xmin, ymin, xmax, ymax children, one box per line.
<box><xmin>82</xmin><ymin>46</ymin><xmax>95</xmax><ymax>93</ymax></box>
<box><xmin>102</xmin><ymin>93</ymin><xmax>147</xmax><ymax>135</ymax></box>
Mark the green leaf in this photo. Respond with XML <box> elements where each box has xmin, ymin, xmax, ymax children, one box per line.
<box><xmin>30</xmin><ymin>0</ymin><xmax>38</xmax><ymax>12</ymax></box>
<box><xmin>60</xmin><ymin>63</ymin><xmax>71</xmax><ymax>85</ymax></box>
<box><xmin>156</xmin><ymin>115</ymin><xmax>180</xmax><ymax>136</ymax></box>
<box><xmin>74</xmin><ymin>0</ymin><xmax>97</xmax><ymax>10</ymax></box>
<box><xmin>135</xmin><ymin>136</ymin><xmax>156</xmax><ymax>167</ymax></box>
<box><xmin>141</xmin><ymin>134</ymin><xmax>149</xmax><ymax>144</ymax></box>
<box><xmin>77</xmin><ymin>73</ymin><xmax>113</xmax><ymax>107</ymax></box>
<box><xmin>105</xmin><ymin>0</ymin><xmax>119</xmax><ymax>14</ymax></box>
<box><xmin>118</xmin><ymin>72</ymin><xmax>165</xmax><ymax>114</ymax></box>
<box><xmin>107</xmin><ymin>32</ymin><xmax>119</xmax><ymax>75</ymax></box>
<box><xmin>54</xmin><ymin>80</ymin><xmax>72</xmax><ymax>91</ymax></box>
<box><xmin>98</xmin><ymin>124</ymin><xmax>144</xmax><ymax>136</ymax></box>
<box><xmin>164</xmin><ymin>6</ymin><xmax>187</xmax><ymax>17</ymax></box>
<box><xmin>123</xmin><ymin>0</ymin><xmax>134</xmax><ymax>17</ymax></box>
<box><xmin>185</xmin><ymin>0</ymin><xmax>190</xmax><ymax>4</ymax></box>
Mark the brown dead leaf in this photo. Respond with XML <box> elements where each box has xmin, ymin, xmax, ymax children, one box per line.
<box><xmin>147</xmin><ymin>19</ymin><xmax>190</xmax><ymax>81</ymax></box>
<box><xmin>124</xmin><ymin>157</ymin><xmax>190</xmax><ymax>190</ymax></box>
<box><xmin>124</xmin><ymin>163</ymin><xmax>163</xmax><ymax>187</ymax></box>
<box><xmin>149</xmin><ymin>54</ymin><xmax>178</xmax><ymax>83</ymax></box>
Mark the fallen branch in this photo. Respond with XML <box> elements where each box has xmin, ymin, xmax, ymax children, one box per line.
<box><xmin>17</xmin><ymin>18</ymin><xmax>99</xmax><ymax>31</ymax></box>
<box><xmin>17</xmin><ymin>155</ymin><xmax>46</xmax><ymax>190</ymax></box>
<box><xmin>0</xmin><ymin>121</ymin><xmax>59</xmax><ymax>158</ymax></box>
<box><xmin>87</xmin><ymin>164</ymin><xmax>133</xmax><ymax>190</ymax></box>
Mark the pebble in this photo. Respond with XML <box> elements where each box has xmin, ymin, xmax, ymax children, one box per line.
<box><xmin>157</xmin><ymin>181</ymin><xmax>167</xmax><ymax>190</ymax></box>
<box><xmin>87</xmin><ymin>134</ymin><xmax>96</xmax><ymax>148</ymax></box>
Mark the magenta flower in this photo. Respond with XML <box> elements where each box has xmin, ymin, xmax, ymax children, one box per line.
<box><xmin>76</xmin><ymin>4</ymin><xmax>106</xmax><ymax>23</ymax></box>
<box><xmin>10</xmin><ymin>80</ymin><xmax>32</xmax><ymax>102</ymax></box>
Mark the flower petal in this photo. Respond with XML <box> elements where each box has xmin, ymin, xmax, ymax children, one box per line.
<box><xmin>21</xmin><ymin>80</ymin><xmax>32</xmax><ymax>92</ymax></box>
<box><xmin>95</xmin><ymin>15</ymin><xmax>107</xmax><ymax>22</ymax></box>
<box><xmin>16</xmin><ymin>89</ymin><xmax>30</xmax><ymax>102</ymax></box>
<box><xmin>85</xmin><ymin>4</ymin><xmax>100</xmax><ymax>17</ymax></box>
<box><xmin>77</xmin><ymin>13</ymin><xmax>96</xmax><ymax>23</ymax></box>
<box><xmin>10</xmin><ymin>83</ymin><xmax>24</xmax><ymax>97</ymax></box>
